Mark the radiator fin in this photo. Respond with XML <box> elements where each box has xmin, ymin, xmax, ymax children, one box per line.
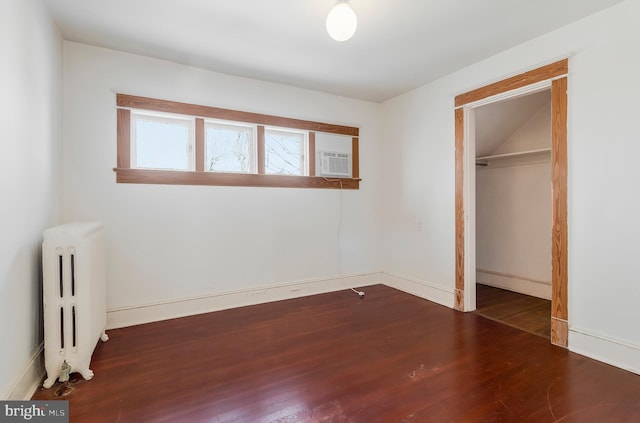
<box><xmin>71</xmin><ymin>254</ymin><xmax>76</xmax><ymax>296</ymax></box>
<box><xmin>60</xmin><ymin>307</ymin><xmax>64</xmax><ymax>349</ymax></box>
<box><xmin>72</xmin><ymin>306</ymin><xmax>77</xmax><ymax>348</ymax></box>
<box><xmin>58</xmin><ymin>255</ymin><xmax>63</xmax><ymax>298</ymax></box>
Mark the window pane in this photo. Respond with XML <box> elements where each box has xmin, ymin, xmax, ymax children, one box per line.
<box><xmin>265</xmin><ymin>131</ymin><xmax>304</xmax><ymax>175</ymax></box>
<box><xmin>206</xmin><ymin>126</ymin><xmax>251</xmax><ymax>173</ymax></box>
<box><xmin>135</xmin><ymin>119</ymin><xmax>190</xmax><ymax>170</ymax></box>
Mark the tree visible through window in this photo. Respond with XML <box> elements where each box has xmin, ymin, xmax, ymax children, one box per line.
<box><xmin>265</xmin><ymin>129</ymin><xmax>305</xmax><ymax>175</ymax></box>
<box><xmin>115</xmin><ymin>94</ymin><xmax>360</xmax><ymax>189</ymax></box>
<box><xmin>206</xmin><ymin>123</ymin><xmax>254</xmax><ymax>173</ymax></box>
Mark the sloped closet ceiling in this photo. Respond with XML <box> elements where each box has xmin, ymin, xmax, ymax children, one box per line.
<box><xmin>475</xmin><ymin>90</ymin><xmax>551</xmax><ymax>157</ymax></box>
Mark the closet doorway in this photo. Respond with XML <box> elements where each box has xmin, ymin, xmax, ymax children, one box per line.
<box><xmin>454</xmin><ymin>60</ymin><xmax>568</xmax><ymax>347</ymax></box>
<box><xmin>473</xmin><ymin>89</ymin><xmax>552</xmax><ymax>339</ymax></box>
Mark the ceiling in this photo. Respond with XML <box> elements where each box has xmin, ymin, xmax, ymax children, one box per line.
<box><xmin>475</xmin><ymin>90</ymin><xmax>550</xmax><ymax>157</ymax></box>
<box><xmin>42</xmin><ymin>0</ymin><xmax>626</xmax><ymax>102</ymax></box>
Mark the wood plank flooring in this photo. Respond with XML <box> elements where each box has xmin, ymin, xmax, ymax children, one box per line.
<box><xmin>474</xmin><ymin>284</ymin><xmax>551</xmax><ymax>338</ymax></box>
<box><xmin>32</xmin><ymin>284</ymin><xmax>640</xmax><ymax>422</ymax></box>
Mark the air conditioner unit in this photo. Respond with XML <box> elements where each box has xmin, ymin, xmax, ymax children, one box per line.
<box><xmin>318</xmin><ymin>151</ymin><xmax>351</xmax><ymax>177</ymax></box>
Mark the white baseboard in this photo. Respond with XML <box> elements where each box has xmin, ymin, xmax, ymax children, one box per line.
<box><xmin>5</xmin><ymin>342</ymin><xmax>45</xmax><ymax>400</ymax></box>
<box><xmin>569</xmin><ymin>327</ymin><xmax>640</xmax><ymax>375</ymax></box>
<box><xmin>381</xmin><ymin>272</ymin><xmax>455</xmax><ymax>309</ymax></box>
<box><xmin>107</xmin><ymin>272</ymin><xmax>382</xmax><ymax>329</ymax></box>
<box><xmin>476</xmin><ymin>270</ymin><xmax>551</xmax><ymax>300</ymax></box>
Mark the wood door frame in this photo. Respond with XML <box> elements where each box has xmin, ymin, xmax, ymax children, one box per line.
<box><xmin>454</xmin><ymin>59</ymin><xmax>569</xmax><ymax>347</ymax></box>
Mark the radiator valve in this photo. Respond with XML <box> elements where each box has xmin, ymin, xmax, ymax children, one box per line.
<box><xmin>59</xmin><ymin>360</ymin><xmax>71</xmax><ymax>383</ymax></box>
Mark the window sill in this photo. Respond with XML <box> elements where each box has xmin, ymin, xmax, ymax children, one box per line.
<box><xmin>113</xmin><ymin>168</ymin><xmax>360</xmax><ymax>190</ymax></box>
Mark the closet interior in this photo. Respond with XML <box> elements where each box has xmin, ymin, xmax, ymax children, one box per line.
<box><xmin>473</xmin><ymin>89</ymin><xmax>552</xmax><ymax>338</ymax></box>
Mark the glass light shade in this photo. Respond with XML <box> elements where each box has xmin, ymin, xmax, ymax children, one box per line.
<box><xmin>326</xmin><ymin>2</ymin><xmax>358</xmax><ymax>42</ymax></box>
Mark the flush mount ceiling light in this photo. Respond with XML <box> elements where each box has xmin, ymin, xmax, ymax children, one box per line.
<box><xmin>326</xmin><ymin>0</ymin><xmax>358</xmax><ymax>42</ymax></box>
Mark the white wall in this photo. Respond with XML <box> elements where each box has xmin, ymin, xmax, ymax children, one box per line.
<box><xmin>476</xmin><ymin>161</ymin><xmax>552</xmax><ymax>298</ymax></box>
<box><xmin>381</xmin><ymin>0</ymin><xmax>640</xmax><ymax>372</ymax></box>
<box><xmin>379</xmin><ymin>81</ymin><xmax>456</xmax><ymax>299</ymax></box>
<box><xmin>476</xmin><ymin>103</ymin><xmax>552</xmax><ymax>299</ymax></box>
<box><xmin>0</xmin><ymin>0</ymin><xmax>62</xmax><ymax>398</ymax></box>
<box><xmin>62</xmin><ymin>43</ymin><xmax>382</xmax><ymax>325</ymax></box>
<box><xmin>493</xmin><ymin>103</ymin><xmax>551</xmax><ymax>155</ymax></box>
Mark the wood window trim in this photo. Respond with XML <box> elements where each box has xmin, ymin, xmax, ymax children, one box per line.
<box><xmin>114</xmin><ymin>168</ymin><xmax>360</xmax><ymax>189</ymax></box>
<box><xmin>308</xmin><ymin>132</ymin><xmax>316</xmax><ymax>176</ymax></box>
<box><xmin>195</xmin><ymin>118</ymin><xmax>205</xmax><ymax>172</ymax></box>
<box><xmin>257</xmin><ymin>125</ymin><xmax>266</xmax><ymax>175</ymax></box>
<box><xmin>116</xmin><ymin>109</ymin><xmax>131</xmax><ymax>168</ymax></box>
<box><xmin>115</xmin><ymin>94</ymin><xmax>360</xmax><ymax>190</ymax></box>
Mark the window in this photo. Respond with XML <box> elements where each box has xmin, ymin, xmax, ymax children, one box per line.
<box><xmin>115</xmin><ymin>94</ymin><xmax>361</xmax><ymax>189</ymax></box>
<box><xmin>265</xmin><ymin>129</ymin><xmax>306</xmax><ymax>176</ymax></box>
<box><xmin>132</xmin><ymin>113</ymin><xmax>194</xmax><ymax>170</ymax></box>
<box><xmin>205</xmin><ymin>122</ymin><xmax>255</xmax><ymax>173</ymax></box>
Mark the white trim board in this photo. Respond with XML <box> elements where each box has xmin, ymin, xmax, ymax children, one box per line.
<box><xmin>4</xmin><ymin>342</ymin><xmax>45</xmax><ymax>400</ymax></box>
<box><xmin>476</xmin><ymin>270</ymin><xmax>551</xmax><ymax>300</ymax></box>
<box><xmin>381</xmin><ymin>272</ymin><xmax>455</xmax><ymax>309</ymax></box>
<box><xmin>569</xmin><ymin>327</ymin><xmax>640</xmax><ymax>376</ymax></box>
<box><xmin>107</xmin><ymin>272</ymin><xmax>382</xmax><ymax>329</ymax></box>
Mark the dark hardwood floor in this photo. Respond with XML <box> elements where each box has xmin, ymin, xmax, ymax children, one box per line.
<box><xmin>474</xmin><ymin>284</ymin><xmax>552</xmax><ymax>339</ymax></box>
<box><xmin>33</xmin><ymin>284</ymin><xmax>640</xmax><ymax>422</ymax></box>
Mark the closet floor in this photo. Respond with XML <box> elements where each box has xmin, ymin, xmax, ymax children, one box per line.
<box><xmin>474</xmin><ymin>284</ymin><xmax>551</xmax><ymax>339</ymax></box>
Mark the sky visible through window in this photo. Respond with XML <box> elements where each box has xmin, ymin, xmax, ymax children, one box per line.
<box><xmin>134</xmin><ymin>116</ymin><xmax>304</xmax><ymax>175</ymax></box>
<box><xmin>136</xmin><ymin>119</ymin><xmax>190</xmax><ymax>170</ymax></box>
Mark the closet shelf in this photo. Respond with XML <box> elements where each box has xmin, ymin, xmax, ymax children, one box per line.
<box><xmin>476</xmin><ymin>147</ymin><xmax>551</xmax><ymax>162</ymax></box>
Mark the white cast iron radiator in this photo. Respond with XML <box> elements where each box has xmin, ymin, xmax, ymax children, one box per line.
<box><xmin>42</xmin><ymin>222</ymin><xmax>109</xmax><ymax>389</ymax></box>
